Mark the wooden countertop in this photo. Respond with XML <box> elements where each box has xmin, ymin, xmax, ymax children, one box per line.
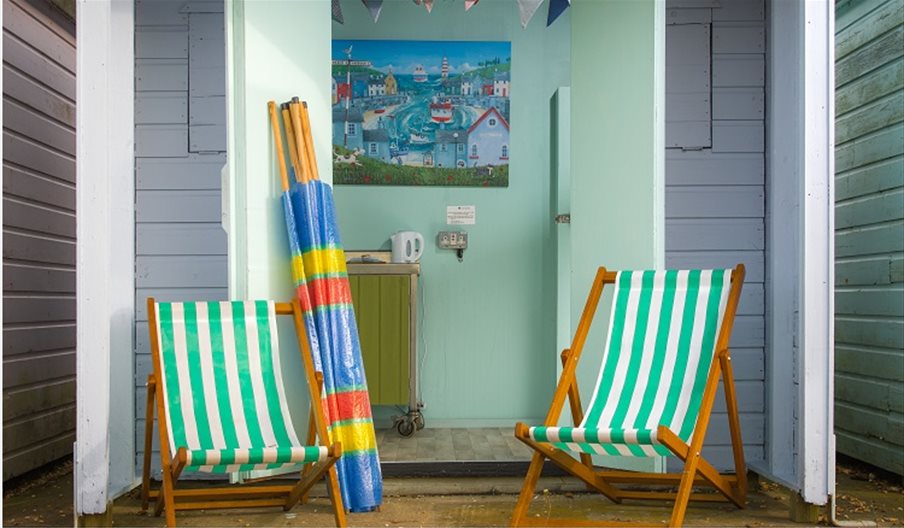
<box><xmin>346</xmin><ymin>262</ymin><xmax>421</xmax><ymax>275</ymax></box>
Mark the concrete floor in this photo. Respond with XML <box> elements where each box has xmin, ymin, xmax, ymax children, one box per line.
<box><xmin>376</xmin><ymin>427</ymin><xmax>531</xmax><ymax>462</ymax></box>
<box><xmin>3</xmin><ymin>457</ymin><xmax>902</xmax><ymax>527</ymax></box>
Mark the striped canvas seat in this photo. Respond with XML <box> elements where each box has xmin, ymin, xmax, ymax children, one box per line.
<box><xmin>528</xmin><ymin>269</ymin><xmax>731</xmax><ymax>457</ymax></box>
<box><xmin>154</xmin><ymin>300</ymin><xmax>327</xmax><ymax>473</ymax></box>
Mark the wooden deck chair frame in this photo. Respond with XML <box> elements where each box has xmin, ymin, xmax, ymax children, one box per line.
<box><xmin>511</xmin><ymin>265</ymin><xmax>747</xmax><ymax>528</ymax></box>
<box><xmin>140</xmin><ymin>298</ymin><xmax>347</xmax><ymax>527</ymax></box>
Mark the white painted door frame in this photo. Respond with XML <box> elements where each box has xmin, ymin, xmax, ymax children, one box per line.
<box><xmin>763</xmin><ymin>0</ymin><xmax>835</xmax><ymax>506</ymax></box>
<box><xmin>799</xmin><ymin>0</ymin><xmax>835</xmax><ymax>506</ymax></box>
<box><xmin>75</xmin><ymin>0</ymin><xmax>136</xmax><ymax>516</ymax></box>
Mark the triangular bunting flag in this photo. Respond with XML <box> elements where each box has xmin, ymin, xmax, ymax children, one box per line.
<box><xmin>465</xmin><ymin>0</ymin><xmax>479</xmax><ymax>10</ymax></box>
<box><xmin>362</xmin><ymin>0</ymin><xmax>383</xmax><ymax>22</ymax></box>
<box><xmin>546</xmin><ymin>0</ymin><xmax>570</xmax><ymax>26</ymax></box>
<box><xmin>516</xmin><ymin>0</ymin><xmax>544</xmax><ymax>29</ymax></box>
<box><xmin>424</xmin><ymin>0</ymin><xmax>434</xmax><ymax>13</ymax></box>
<box><xmin>332</xmin><ymin>0</ymin><xmax>344</xmax><ymax>24</ymax></box>
<box><xmin>412</xmin><ymin>0</ymin><xmax>421</xmax><ymax>5</ymax></box>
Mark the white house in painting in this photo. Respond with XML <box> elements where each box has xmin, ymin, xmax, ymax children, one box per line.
<box><xmin>493</xmin><ymin>71</ymin><xmax>510</xmax><ymax>97</ymax></box>
<box><xmin>467</xmin><ymin>107</ymin><xmax>509</xmax><ymax>167</ymax></box>
<box><xmin>460</xmin><ymin>75</ymin><xmax>475</xmax><ymax>96</ymax></box>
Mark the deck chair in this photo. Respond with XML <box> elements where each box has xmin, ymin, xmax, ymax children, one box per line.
<box><xmin>140</xmin><ymin>298</ymin><xmax>347</xmax><ymax>527</ymax></box>
<box><xmin>512</xmin><ymin>265</ymin><xmax>747</xmax><ymax>528</ymax></box>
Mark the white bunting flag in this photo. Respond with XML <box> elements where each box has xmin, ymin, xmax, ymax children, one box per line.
<box><xmin>516</xmin><ymin>0</ymin><xmax>544</xmax><ymax>29</ymax></box>
<box><xmin>362</xmin><ymin>0</ymin><xmax>383</xmax><ymax>22</ymax></box>
<box><xmin>424</xmin><ymin>0</ymin><xmax>434</xmax><ymax>13</ymax></box>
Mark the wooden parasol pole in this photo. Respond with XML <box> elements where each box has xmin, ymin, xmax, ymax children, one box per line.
<box><xmin>300</xmin><ymin>102</ymin><xmax>320</xmax><ymax>181</ymax></box>
<box><xmin>281</xmin><ymin>103</ymin><xmax>301</xmax><ymax>176</ymax></box>
<box><xmin>289</xmin><ymin>100</ymin><xmax>310</xmax><ymax>183</ymax></box>
<box><xmin>267</xmin><ymin>101</ymin><xmax>290</xmax><ymax>192</ymax></box>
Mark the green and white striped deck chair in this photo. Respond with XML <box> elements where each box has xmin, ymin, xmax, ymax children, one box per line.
<box><xmin>141</xmin><ymin>299</ymin><xmax>347</xmax><ymax>528</ymax></box>
<box><xmin>512</xmin><ymin>266</ymin><xmax>747</xmax><ymax>528</ymax></box>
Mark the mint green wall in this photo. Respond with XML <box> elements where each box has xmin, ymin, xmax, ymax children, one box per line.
<box><xmin>225</xmin><ymin>0</ymin><xmax>663</xmax><ymax>429</ymax></box>
<box><xmin>570</xmin><ymin>0</ymin><xmax>664</xmax><ymax>388</ymax></box>
<box><xmin>333</xmin><ymin>0</ymin><xmax>571</xmax><ymax>425</ymax></box>
<box><xmin>567</xmin><ymin>0</ymin><xmax>664</xmax><ymax>469</ymax></box>
<box><xmin>226</xmin><ymin>0</ymin><xmax>334</xmax><ymax>445</ymax></box>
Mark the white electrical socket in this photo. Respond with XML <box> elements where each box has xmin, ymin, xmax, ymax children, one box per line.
<box><xmin>437</xmin><ymin>231</ymin><xmax>468</xmax><ymax>250</ymax></box>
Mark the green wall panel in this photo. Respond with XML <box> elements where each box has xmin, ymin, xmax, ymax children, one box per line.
<box><xmin>835</xmin><ymin>0</ymin><xmax>904</xmax><ymax>476</ymax></box>
<box><xmin>349</xmin><ymin>275</ymin><xmax>411</xmax><ymax>406</ymax></box>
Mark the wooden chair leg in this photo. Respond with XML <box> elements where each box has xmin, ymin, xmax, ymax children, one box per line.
<box><xmin>154</xmin><ymin>417</ymin><xmax>178</xmax><ymax>525</ymax></box>
<box><xmin>286</xmin><ymin>444</ymin><xmax>341</xmax><ymax>511</ymax></box>
<box><xmin>325</xmin><ymin>464</ymin><xmax>348</xmax><ymax>528</ymax></box>
<box><xmin>141</xmin><ymin>376</ymin><xmax>156</xmax><ymax>511</ymax></box>
<box><xmin>670</xmin><ymin>451</ymin><xmax>702</xmax><ymax>528</ymax></box>
<box><xmin>302</xmin><ymin>372</ymin><xmax>324</xmax><ymax>505</ymax></box>
<box><xmin>511</xmin><ymin>451</ymin><xmax>545</xmax><ymax>527</ymax></box>
<box><xmin>154</xmin><ymin>451</ymin><xmax>186</xmax><ymax>526</ymax></box>
<box><xmin>560</xmin><ymin>349</ymin><xmax>595</xmax><ymax>480</ymax></box>
<box><xmin>720</xmin><ymin>353</ymin><xmax>748</xmax><ymax>503</ymax></box>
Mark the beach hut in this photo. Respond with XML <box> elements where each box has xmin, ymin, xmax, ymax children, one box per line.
<box><xmin>63</xmin><ymin>0</ymin><xmax>842</xmax><ymax>523</ymax></box>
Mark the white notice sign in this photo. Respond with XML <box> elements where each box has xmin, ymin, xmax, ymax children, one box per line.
<box><xmin>446</xmin><ymin>205</ymin><xmax>476</xmax><ymax>225</ymax></box>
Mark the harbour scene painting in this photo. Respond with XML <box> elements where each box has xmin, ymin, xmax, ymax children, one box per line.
<box><xmin>331</xmin><ymin>39</ymin><xmax>511</xmax><ymax>187</ymax></box>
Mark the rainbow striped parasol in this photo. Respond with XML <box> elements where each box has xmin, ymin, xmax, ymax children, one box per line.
<box><xmin>268</xmin><ymin>99</ymin><xmax>382</xmax><ymax>512</ymax></box>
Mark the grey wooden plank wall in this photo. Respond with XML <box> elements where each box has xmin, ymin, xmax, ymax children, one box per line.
<box><xmin>665</xmin><ymin>0</ymin><xmax>766</xmax><ymax>470</ymax></box>
<box><xmin>2</xmin><ymin>0</ymin><xmax>77</xmax><ymax>480</ymax></box>
<box><xmin>134</xmin><ymin>0</ymin><xmax>227</xmax><ymax>476</ymax></box>
<box><xmin>834</xmin><ymin>0</ymin><xmax>903</xmax><ymax>476</ymax></box>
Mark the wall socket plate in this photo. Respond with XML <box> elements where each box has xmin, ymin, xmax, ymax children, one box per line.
<box><xmin>437</xmin><ymin>231</ymin><xmax>468</xmax><ymax>250</ymax></box>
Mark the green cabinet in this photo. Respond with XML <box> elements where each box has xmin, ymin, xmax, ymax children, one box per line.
<box><xmin>348</xmin><ymin>272</ymin><xmax>415</xmax><ymax>406</ymax></box>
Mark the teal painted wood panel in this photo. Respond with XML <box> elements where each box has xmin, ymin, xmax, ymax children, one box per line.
<box><xmin>349</xmin><ymin>275</ymin><xmax>410</xmax><ymax>406</ymax></box>
<box><xmin>835</xmin><ymin>0</ymin><xmax>904</xmax><ymax>475</ymax></box>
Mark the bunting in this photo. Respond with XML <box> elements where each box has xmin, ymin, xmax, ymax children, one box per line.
<box><xmin>546</xmin><ymin>0</ymin><xmax>570</xmax><ymax>26</ymax></box>
<box><xmin>423</xmin><ymin>0</ymin><xmax>434</xmax><ymax>13</ymax></box>
<box><xmin>362</xmin><ymin>0</ymin><xmax>383</xmax><ymax>22</ymax></box>
<box><xmin>332</xmin><ymin>0</ymin><xmax>344</xmax><ymax>24</ymax></box>
<box><xmin>516</xmin><ymin>0</ymin><xmax>544</xmax><ymax>28</ymax></box>
<box><xmin>465</xmin><ymin>0</ymin><xmax>479</xmax><ymax>10</ymax></box>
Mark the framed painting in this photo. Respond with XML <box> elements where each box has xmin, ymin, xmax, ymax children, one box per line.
<box><xmin>331</xmin><ymin>39</ymin><xmax>511</xmax><ymax>187</ymax></box>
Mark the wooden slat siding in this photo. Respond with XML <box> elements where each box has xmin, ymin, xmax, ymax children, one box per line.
<box><xmin>2</xmin><ymin>0</ymin><xmax>76</xmax><ymax>481</ymax></box>
<box><xmin>188</xmin><ymin>11</ymin><xmax>226</xmax><ymax>152</ymax></box>
<box><xmin>834</xmin><ymin>0</ymin><xmax>904</xmax><ymax>476</ymax></box>
<box><xmin>135</xmin><ymin>92</ymin><xmax>188</xmax><ymax>124</ymax></box>
<box><xmin>665</xmin><ymin>23</ymin><xmax>711</xmax><ymax>148</ymax></box>
<box><xmin>664</xmin><ymin>0</ymin><xmax>766</xmax><ymax>472</ymax></box>
<box><xmin>133</xmin><ymin>0</ymin><xmax>228</xmax><ymax>476</ymax></box>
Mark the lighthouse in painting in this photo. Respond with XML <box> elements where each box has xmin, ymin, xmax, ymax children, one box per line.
<box><xmin>441</xmin><ymin>56</ymin><xmax>449</xmax><ymax>79</ymax></box>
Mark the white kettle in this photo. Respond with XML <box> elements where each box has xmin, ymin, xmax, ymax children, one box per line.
<box><xmin>391</xmin><ymin>231</ymin><xmax>424</xmax><ymax>263</ymax></box>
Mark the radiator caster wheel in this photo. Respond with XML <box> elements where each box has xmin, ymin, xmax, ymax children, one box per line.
<box><xmin>413</xmin><ymin>413</ymin><xmax>425</xmax><ymax>431</ymax></box>
<box><xmin>397</xmin><ymin>418</ymin><xmax>416</xmax><ymax>437</ymax></box>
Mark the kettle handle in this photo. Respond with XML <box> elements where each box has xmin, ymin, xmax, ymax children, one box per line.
<box><xmin>411</xmin><ymin>232</ymin><xmax>425</xmax><ymax>262</ymax></box>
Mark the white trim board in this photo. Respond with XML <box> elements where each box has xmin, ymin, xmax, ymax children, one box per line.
<box><xmin>799</xmin><ymin>0</ymin><xmax>835</xmax><ymax>506</ymax></box>
<box><xmin>764</xmin><ymin>0</ymin><xmax>835</xmax><ymax>505</ymax></box>
<box><xmin>75</xmin><ymin>0</ymin><xmax>136</xmax><ymax>514</ymax></box>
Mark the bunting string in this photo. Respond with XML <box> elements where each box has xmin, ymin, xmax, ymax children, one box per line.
<box><xmin>328</xmin><ymin>0</ymin><xmax>568</xmax><ymax>25</ymax></box>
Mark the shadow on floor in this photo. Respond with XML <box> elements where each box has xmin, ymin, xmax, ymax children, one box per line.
<box><xmin>4</xmin><ymin>455</ymin><xmax>902</xmax><ymax>526</ymax></box>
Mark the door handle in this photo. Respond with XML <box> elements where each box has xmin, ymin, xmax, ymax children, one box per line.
<box><xmin>554</xmin><ymin>214</ymin><xmax>571</xmax><ymax>224</ymax></box>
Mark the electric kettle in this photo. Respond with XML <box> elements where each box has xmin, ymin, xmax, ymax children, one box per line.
<box><xmin>391</xmin><ymin>231</ymin><xmax>424</xmax><ymax>263</ymax></box>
